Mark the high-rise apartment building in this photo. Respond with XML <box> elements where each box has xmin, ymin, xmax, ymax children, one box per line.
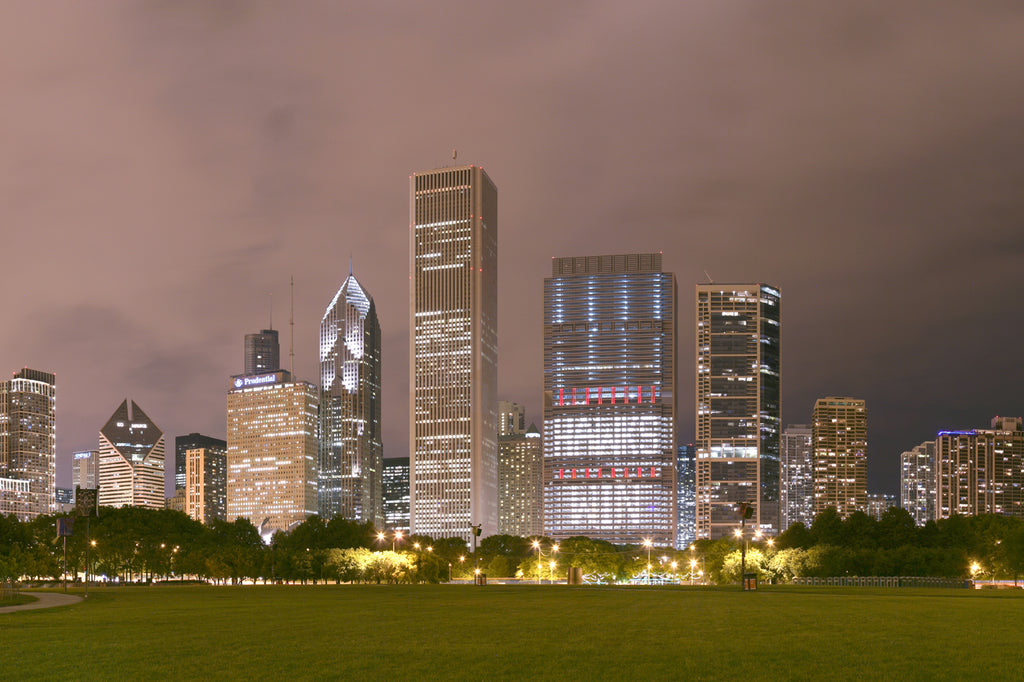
<box><xmin>383</xmin><ymin>457</ymin><xmax>410</xmax><ymax>533</ymax></box>
<box><xmin>812</xmin><ymin>397</ymin><xmax>867</xmax><ymax>518</ymax></box>
<box><xmin>780</xmin><ymin>424</ymin><xmax>814</xmax><ymax>530</ymax></box>
<box><xmin>319</xmin><ymin>271</ymin><xmax>383</xmax><ymax>527</ymax></box>
<box><xmin>677</xmin><ymin>444</ymin><xmax>696</xmax><ymax>549</ymax></box>
<box><xmin>695</xmin><ymin>284</ymin><xmax>781</xmax><ymax>539</ymax></box>
<box><xmin>410</xmin><ymin>164</ymin><xmax>498</xmax><ymax>540</ymax></box>
<box><xmin>98</xmin><ymin>399</ymin><xmax>165</xmax><ymax>510</ymax></box>
<box><xmin>73</xmin><ymin>450</ymin><xmax>99</xmax><ymax>491</ymax></box>
<box><xmin>544</xmin><ymin>254</ymin><xmax>677</xmax><ymax>546</ymax></box>
<box><xmin>185</xmin><ymin>444</ymin><xmax>227</xmax><ymax>524</ymax></box>
<box><xmin>866</xmin><ymin>492</ymin><xmax>896</xmax><ymax>520</ymax></box>
<box><xmin>0</xmin><ymin>369</ymin><xmax>56</xmax><ymax>520</ymax></box>
<box><xmin>498</xmin><ymin>423</ymin><xmax>543</xmax><ymax>537</ymax></box>
<box><xmin>936</xmin><ymin>417</ymin><xmax>1024</xmax><ymax>520</ymax></box>
<box><xmin>175</xmin><ymin>433</ymin><xmax>226</xmax><ymax>491</ymax></box>
<box><xmin>244</xmin><ymin>329</ymin><xmax>280</xmax><ymax>376</ymax></box>
<box><xmin>498</xmin><ymin>401</ymin><xmax>525</xmax><ymax>437</ymax></box>
<box><xmin>226</xmin><ymin>370</ymin><xmax>318</xmax><ymax>538</ymax></box>
<box><xmin>900</xmin><ymin>440</ymin><xmax>936</xmax><ymax>526</ymax></box>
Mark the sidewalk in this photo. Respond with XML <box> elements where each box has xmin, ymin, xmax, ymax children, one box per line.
<box><xmin>0</xmin><ymin>592</ymin><xmax>82</xmax><ymax>614</ymax></box>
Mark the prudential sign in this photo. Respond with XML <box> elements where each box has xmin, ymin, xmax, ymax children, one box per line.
<box><xmin>230</xmin><ymin>372</ymin><xmax>285</xmax><ymax>390</ymax></box>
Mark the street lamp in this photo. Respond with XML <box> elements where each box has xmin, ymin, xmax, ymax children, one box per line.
<box><xmin>532</xmin><ymin>540</ymin><xmax>541</xmax><ymax>585</ymax></box>
<box><xmin>642</xmin><ymin>539</ymin><xmax>653</xmax><ymax>585</ymax></box>
<box><xmin>393</xmin><ymin>530</ymin><xmax>403</xmax><ymax>552</ymax></box>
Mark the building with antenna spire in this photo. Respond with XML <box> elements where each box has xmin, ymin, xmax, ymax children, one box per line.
<box><xmin>318</xmin><ymin>267</ymin><xmax>383</xmax><ymax>527</ymax></box>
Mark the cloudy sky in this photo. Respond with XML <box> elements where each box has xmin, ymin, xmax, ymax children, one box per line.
<box><xmin>3</xmin><ymin>1</ymin><xmax>1022</xmax><ymax>496</ymax></box>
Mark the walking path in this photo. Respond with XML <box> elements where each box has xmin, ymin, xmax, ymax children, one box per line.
<box><xmin>0</xmin><ymin>592</ymin><xmax>82</xmax><ymax>614</ymax></box>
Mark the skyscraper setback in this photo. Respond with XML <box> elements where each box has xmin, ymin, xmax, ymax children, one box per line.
<box><xmin>319</xmin><ymin>270</ymin><xmax>383</xmax><ymax>527</ymax></box>
<box><xmin>543</xmin><ymin>254</ymin><xmax>677</xmax><ymax>546</ymax></box>
<box><xmin>695</xmin><ymin>284</ymin><xmax>781</xmax><ymax>539</ymax></box>
<box><xmin>245</xmin><ymin>329</ymin><xmax>280</xmax><ymax>375</ymax></box>
<box><xmin>0</xmin><ymin>369</ymin><xmax>56</xmax><ymax>520</ymax></box>
<box><xmin>409</xmin><ymin>164</ymin><xmax>498</xmax><ymax>540</ymax></box>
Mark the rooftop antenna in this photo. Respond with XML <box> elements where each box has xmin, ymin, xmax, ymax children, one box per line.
<box><xmin>268</xmin><ymin>292</ymin><xmax>273</xmax><ymax>330</ymax></box>
<box><xmin>703</xmin><ymin>270</ymin><xmax>714</xmax><ymax>284</ymax></box>
<box><xmin>452</xmin><ymin>149</ymin><xmax>457</xmax><ymax>160</ymax></box>
<box><xmin>349</xmin><ymin>254</ymin><xmax>353</xmax><ymax>277</ymax></box>
<box><xmin>289</xmin><ymin>275</ymin><xmax>295</xmax><ymax>375</ymax></box>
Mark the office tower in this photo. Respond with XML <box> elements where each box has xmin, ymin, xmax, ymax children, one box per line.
<box><xmin>0</xmin><ymin>369</ymin><xmax>56</xmax><ymax>520</ymax></box>
<box><xmin>410</xmin><ymin>164</ymin><xmax>498</xmax><ymax>540</ymax></box>
<box><xmin>383</xmin><ymin>457</ymin><xmax>410</xmax><ymax>533</ymax></box>
<box><xmin>167</xmin><ymin>489</ymin><xmax>186</xmax><ymax>513</ymax></box>
<box><xmin>780</xmin><ymin>424</ymin><xmax>815</xmax><ymax>530</ymax></box>
<box><xmin>812</xmin><ymin>397</ymin><xmax>867</xmax><ymax>518</ymax></box>
<box><xmin>244</xmin><ymin>329</ymin><xmax>280</xmax><ymax>376</ymax></box>
<box><xmin>98</xmin><ymin>399</ymin><xmax>166</xmax><ymax>510</ymax></box>
<box><xmin>544</xmin><ymin>254</ymin><xmax>677</xmax><ymax>546</ymax></box>
<box><xmin>185</xmin><ymin>444</ymin><xmax>227</xmax><ymax>524</ymax></box>
<box><xmin>695</xmin><ymin>284</ymin><xmax>781</xmax><ymax>539</ymax></box>
<box><xmin>73</xmin><ymin>450</ymin><xmax>99</xmax><ymax>490</ymax></box>
<box><xmin>318</xmin><ymin>270</ymin><xmax>383</xmax><ymax>527</ymax></box>
<box><xmin>175</xmin><ymin>433</ymin><xmax>226</xmax><ymax>491</ymax></box>
<box><xmin>55</xmin><ymin>487</ymin><xmax>75</xmax><ymax>513</ymax></box>
<box><xmin>676</xmin><ymin>444</ymin><xmax>696</xmax><ymax>549</ymax></box>
<box><xmin>900</xmin><ymin>440</ymin><xmax>936</xmax><ymax>526</ymax></box>
<box><xmin>498</xmin><ymin>401</ymin><xmax>525</xmax><ymax>437</ymax></box>
<box><xmin>226</xmin><ymin>370</ymin><xmax>318</xmax><ymax>537</ymax></box>
<box><xmin>937</xmin><ymin>417</ymin><xmax>1024</xmax><ymax>520</ymax></box>
<box><xmin>498</xmin><ymin>423</ymin><xmax>543</xmax><ymax>537</ymax></box>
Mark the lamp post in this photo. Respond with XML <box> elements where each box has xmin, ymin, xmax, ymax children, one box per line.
<box><xmin>642</xmin><ymin>539</ymin><xmax>653</xmax><ymax>585</ymax></box>
<box><xmin>532</xmin><ymin>540</ymin><xmax>541</xmax><ymax>585</ymax></box>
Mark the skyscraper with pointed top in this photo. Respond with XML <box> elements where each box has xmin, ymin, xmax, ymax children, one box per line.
<box><xmin>410</xmin><ymin>164</ymin><xmax>498</xmax><ymax>540</ymax></box>
<box><xmin>319</xmin><ymin>266</ymin><xmax>383</xmax><ymax>526</ymax></box>
<box><xmin>98</xmin><ymin>399</ymin><xmax>165</xmax><ymax>509</ymax></box>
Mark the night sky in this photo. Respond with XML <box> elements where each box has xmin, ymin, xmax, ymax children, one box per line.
<box><xmin>3</xmin><ymin>2</ymin><xmax>1022</xmax><ymax>497</ymax></box>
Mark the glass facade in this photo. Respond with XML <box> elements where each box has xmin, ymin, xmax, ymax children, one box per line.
<box><xmin>543</xmin><ymin>254</ymin><xmax>677</xmax><ymax>547</ymax></box>
<box><xmin>900</xmin><ymin>440</ymin><xmax>936</xmax><ymax>526</ymax></box>
<box><xmin>383</xmin><ymin>457</ymin><xmax>410</xmax><ymax>532</ymax></box>
<box><xmin>98</xmin><ymin>399</ymin><xmax>166</xmax><ymax>510</ymax></box>
<box><xmin>676</xmin><ymin>444</ymin><xmax>696</xmax><ymax>549</ymax></box>
<box><xmin>319</xmin><ymin>272</ymin><xmax>383</xmax><ymax>527</ymax></box>
<box><xmin>0</xmin><ymin>369</ymin><xmax>56</xmax><ymax>520</ymax></box>
<box><xmin>410</xmin><ymin>165</ymin><xmax>498</xmax><ymax>540</ymax></box>
<box><xmin>812</xmin><ymin>397</ymin><xmax>867</xmax><ymax>517</ymax></box>
<box><xmin>175</xmin><ymin>433</ymin><xmax>225</xmax><ymax>491</ymax></box>
<box><xmin>780</xmin><ymin>424</ymin><xmax>814</xmax><ymax>530</ymax></box>
<box><xmin>244</xmin><ymin>329</ymin><xmax>280</xmax><ymax>376</ymax></box>
<box><xmin>696</xmin><ymin>284</ymin><xmax>780</xmax><ymax>539</ymax></box>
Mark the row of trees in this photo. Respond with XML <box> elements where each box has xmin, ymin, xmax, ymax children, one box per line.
<box><xmin>4</xmin><ymin>506</ymin><xmax>1024</xmax><ymax>585</ymax></box>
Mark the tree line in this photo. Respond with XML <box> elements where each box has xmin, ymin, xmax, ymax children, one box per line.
<box><xmin>4</xmin><ymin>506</ymin><xmax>1023</xmax><ymax>585</ymax></box>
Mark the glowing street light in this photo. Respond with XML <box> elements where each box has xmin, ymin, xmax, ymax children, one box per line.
<box><xmin>642</xmin><ymin>539</ymin><xmax>653</xmax><ymax>584</ymax></box>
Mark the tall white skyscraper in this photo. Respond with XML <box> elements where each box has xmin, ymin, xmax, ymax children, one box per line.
<box><xmin>319</xmin><ymin>269</ymin><xmax>383</xmax><ymax>527</ymax></box>
<box><xmin>410</xmin><ymin>164</ymin><xmax>498</xmax><ymax>540</ymax></box>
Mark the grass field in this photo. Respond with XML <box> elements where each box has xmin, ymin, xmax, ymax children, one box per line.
<box><xmin>0</xmin><ymin>593</ymin><xmax>37</xmax><ymax>607</ymax></box>
<box><xmin>2</xmin><ymin>584</ymin><xmax>1021</xmax><ymax>680</ymax></box>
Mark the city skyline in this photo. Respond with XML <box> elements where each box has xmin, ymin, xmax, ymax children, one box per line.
<box><xmin>2</xmin><ymin>3</ymin><xmax>1022</xmax><ymax>500</ymax></box>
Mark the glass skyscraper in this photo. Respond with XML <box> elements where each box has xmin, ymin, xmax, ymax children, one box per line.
<box><xmin>0</xmin><ymin>368</ymin><xmax>56</xmax><ymax>520</ymax></box>
<box><xmin>900</xmin><ymin>440</ymin><xmax>936</xmax><ymax>526</ymax></box>
<box><xmin>543</xmin><ymin>253</ymin><xmax>677</xmax><ymax>547</ymax></box>
<box><xmin>245</xmin><ymin>329</ymin><xmax>280</xmax><ymax>376</ymax></box>
<box><xmin>319</xmin><ymin>271</ymin><xmax>383</xmax><ymax>527</ymax></box>
<box><xmin>780</xmin><ymin>424</ymin><xmax>814</xmax><ymax>530</ymax></box>
<box><xmin>410</xmin><ymin>164</ymin><xmax>498</xmax><ymax>541</ymax></box>
<box><xmin>695</xmin><ymin>284</ymin><xmax>780</xmax><ymax>539</ymax></box>
<box><xmin>383</xmin><ymin>457</ymin><xmax>410</xmax><ymax>533</ymax></box>
<box><xmin>676</xmin><ymin>444</ymin><xmax>696</xmax><ymax>549</ymax></box>
<box><xmin>175</xmin><ymin>433</ymin><xmax>226</xmax><ymax>491</ymax></box>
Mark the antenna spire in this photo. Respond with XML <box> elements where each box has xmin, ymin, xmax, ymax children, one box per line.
<box><xmin>289</xmin><ymin>276</ymin><xmax>295</xmax><ymax>375</ymax></box>
<box><xmin>268</xmin><ymin>292</ymin><xmax>273</xmax><ymax>330</ymax></box>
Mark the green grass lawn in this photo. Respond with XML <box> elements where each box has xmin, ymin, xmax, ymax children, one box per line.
<box><xmin>0</xmin><ymin>593</ymin><xmax>37</xmax><ymax>607</ymax></box>
<box><xmin>2</xmin><ymin>584</ymin><xmax>1021</xmax><ymax>680</ymax></box>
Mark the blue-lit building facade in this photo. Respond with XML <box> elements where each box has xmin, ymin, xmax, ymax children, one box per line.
<box><xmin>695</xmin><ymin>284</ymin><xmax>781</xmax><ymax>540</ymax></box>
<box><xmin>676</xmin><ymin>444</ymin><xmax>696</xmax><ymax>549</ymax></box>
<box><xmin>543</xmin><ymin>253</ymin><xmax>677</xmax><ymax>547</ymax></box>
